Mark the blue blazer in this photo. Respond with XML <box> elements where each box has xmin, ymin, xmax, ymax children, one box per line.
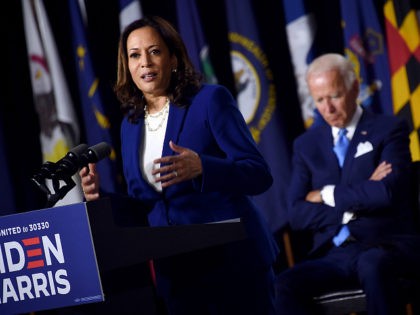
<box><xmin>120</xmin><ymin>84</ymin><xmax>278</xmax><ymax>265</ymax></box>
<box><xmin>288</xmin><ymin>109</ymin><xmax>414</xmax><ymax>255</ymax></box>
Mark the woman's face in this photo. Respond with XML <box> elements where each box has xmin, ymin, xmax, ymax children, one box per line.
<box><xmin>126</xmin><ymin>26</ymin><xmax>176</xmax><ymax>98</ymax></box>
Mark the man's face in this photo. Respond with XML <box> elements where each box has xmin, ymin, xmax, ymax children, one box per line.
<box><xmin>308</xmin><ymin>69</ymin><xmax>359</xmax><ymax>128</ymax></box>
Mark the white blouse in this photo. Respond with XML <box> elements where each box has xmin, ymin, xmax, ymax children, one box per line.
<box><xmin>140</xmin><ymin>101</ymin><xmax>170</xmax><ymax>192</ymax></box>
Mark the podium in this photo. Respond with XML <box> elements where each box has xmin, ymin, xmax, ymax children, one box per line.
<box><xmin>84</xmin><ymin>197</ymin><xmax>248</xmax><ymax>314</ymax></box>
<box><xmin>86</xmin><ymin>197</ymin><xmax>247</xmax><ymax>272</ymax></box>
<box><xmin>0</xmin><ymin>197</ymin><xmax>247</xmax><ymax>315</ymax></box>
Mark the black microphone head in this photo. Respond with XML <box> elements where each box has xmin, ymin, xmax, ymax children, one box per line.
<box><xmin>53</xmin><ymin>143</ymin><xmax>88</xmax><ymax>177</ymax></box>
<box><xmin>83</xmin><ymin>142</ymin><xmax>112</xmax><ymax>164</ymax></box>
<box><xmin>67</xmin><ymin>143</ymin><xmax>89</xmax><ymax>159</ymax></box>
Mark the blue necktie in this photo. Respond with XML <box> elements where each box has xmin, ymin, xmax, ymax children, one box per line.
<box><xmin>332</xmin><ymin>128</ymin><xmax>351</xmax><ymax>246</ymax></box>
<box><xmin>333</xmin><ymin>128</ymin><xmax>349</xmax><ymax>167</ymax></box>
<box><xmin>333</xmin><ymin>224</ymin><xmax>350</xmax><ymax>246</ymax></box>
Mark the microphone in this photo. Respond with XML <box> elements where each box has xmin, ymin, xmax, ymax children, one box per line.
<box><xmin>54</xmin><ymin>142</ymin><xmax>112</xmax><ymax>178</ymax></box>
<box><xmin>79</xmin><ymin>142</ymin><xmax>112</xmax><ymax>168</ymax></box>
<box><xmin>31</xmin><ymin>142</ymin><xmax>112</xmax><ymax>207</ymax></box>
<box><xmin>52</xmin><ymin>143</ymin><xmax>89</xmax><ymax>177</ymax></box>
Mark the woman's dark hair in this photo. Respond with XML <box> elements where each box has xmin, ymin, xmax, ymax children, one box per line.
<box><xmin>114</xmin><ymin>16</ymin><xmax>202</xmax><ymax>123</ymax></box>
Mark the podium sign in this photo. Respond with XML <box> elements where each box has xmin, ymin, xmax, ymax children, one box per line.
<box><xmin>0</xmin><ymin>203</ymin><xmax>103</xmax><ymax>314</ymax></box>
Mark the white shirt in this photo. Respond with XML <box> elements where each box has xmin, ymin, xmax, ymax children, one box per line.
<box><xmin>140</xmin><ymin>103</ymin><xmax>170</xmax><ymax>192</ymax></box>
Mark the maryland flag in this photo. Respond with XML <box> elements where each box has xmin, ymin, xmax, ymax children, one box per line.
<box><xmin>384</xmin><ymin>0</ymin><xmax>420</xmax><ymax>161</ymax></box>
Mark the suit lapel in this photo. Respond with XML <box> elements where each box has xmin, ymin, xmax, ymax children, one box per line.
<box><xmin>128</xmin><ymin>117</ymin><xmax>161</xmax><ymax>197</ymax></box>
<box><xmin>342</xmin><ymin>111</ymin><xmax>373</xmax><ymax>176</ymax></box>
<box><xmin>162</xmin><ymin>102</ymin><xmax>189</xmax><ymax>157</ymax></box>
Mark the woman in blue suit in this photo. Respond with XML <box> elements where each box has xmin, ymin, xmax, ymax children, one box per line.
<box><xmin>80</xmin><ymin>16</ymin><xmax>278</xmax><ymax>315</ymax></box>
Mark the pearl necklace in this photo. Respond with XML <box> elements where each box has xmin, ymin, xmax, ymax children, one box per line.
<box><xmin>144</xmin><ymin>98</ymin><xmax>170</xmax><ymax>132</ymax></box>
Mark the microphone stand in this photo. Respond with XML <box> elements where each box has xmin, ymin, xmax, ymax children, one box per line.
<box><xmin>31</xmin><ymin>161</ymin><xmax>76</xmax><ymax>208</ymax></box>
<box><xmin>30</xmin><ymin>142</ymin><xmax>109</xmax><ymax>208</ymax></box>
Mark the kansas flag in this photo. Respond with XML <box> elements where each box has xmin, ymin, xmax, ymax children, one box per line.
<box><xmin>68</xmin><ymin>0</ymin><xmax>122</xmax><ymax>193</ymax></box>
<box><xmin>225</xmin><ymin>0</ymin><xmax>292</xmax><ymax>231</ymax></box>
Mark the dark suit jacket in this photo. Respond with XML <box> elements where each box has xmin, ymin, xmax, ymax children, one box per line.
<box><xmin>120</xmin><ymin>84</ymin><xmax>278</xmax><ymax>266</ymax></box>
<box><xmin>287</xmin><ymin>109</ymin><xmax>415</xmax><ymax>255</ymax></box>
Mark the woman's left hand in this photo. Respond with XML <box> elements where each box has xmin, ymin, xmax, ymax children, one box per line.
<box><xmin>152</xmin><ymin>140</ymin><xmax>202</xmax><ymax>188</ymax></box>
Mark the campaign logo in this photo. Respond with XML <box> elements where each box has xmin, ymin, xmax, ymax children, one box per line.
<box><xmin>0</xmin><ymin>233</ymin><xmax>70</xmax><ymax>305</ymax></box>
<box><xmin>0</xmin><ymin>203</ymin><xmax>103</xmax><ymax>314</ymax></box>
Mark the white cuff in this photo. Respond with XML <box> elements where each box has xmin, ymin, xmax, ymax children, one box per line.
<box><xmin>320</xmin><ymin>185</ymin><xmax>335</xmax><ymax>207</ymax></box>
<box><xmin>342</xmin><ymin>211</ymin><xmax>355</xmax><ymax>224</ymax></box>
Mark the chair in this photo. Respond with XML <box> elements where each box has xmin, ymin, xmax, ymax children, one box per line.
<box><xmin>279</xmin><ymin>161</ymin><xmax>420</xmax><ymax>315</ymax></box>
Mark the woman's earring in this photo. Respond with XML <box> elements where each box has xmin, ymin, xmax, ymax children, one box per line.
<box><xmin>172</xmin><ymin>68</ymin><xmax>177</xmax><ymax>73</ymax></box>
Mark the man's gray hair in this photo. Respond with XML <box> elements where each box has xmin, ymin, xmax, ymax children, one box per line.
<box><xmin>306</xmin><ymin>53</ymin><xmax>357</xmax><ymax>90</ymax></box>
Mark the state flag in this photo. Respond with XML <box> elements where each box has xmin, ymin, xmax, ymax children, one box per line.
<box><xmin>22</xmin><ymin>0</ymin><xmax>83</xmax><ymax>206</ymax></box>
<box><xmin>225</xmin><ymin>0</ymin><xmax>292</xmax><ymax>231</ymax></box>
<box><xmin>282</xmin><ymin>0</ymin><xmax>320</xmax><ymax>128</ymax></box>
<box><xmin>68</xmin><ymin>0</ymin><xmax>123</xmax><ymax>193</ymax></box>
<box><xmin>176</xmin><ymin>0</ymin><xmax>217</xmax><ymax>84</ymax></box>
<box><xmin>340</xmin><ymin>0</ymin><xmax>393</xmax><ymax>115</ymax></box>
<box><xmin>119</xmin><ymin>0</ymin><xmax>143</xmax><ymax>33</ymax></box>
<box><xmin>384</xmin><ymin>0</ymin><xmax>420</xmax><ymax>160</ymax></box>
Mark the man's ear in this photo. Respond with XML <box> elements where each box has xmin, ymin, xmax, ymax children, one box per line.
<box><xmin>352</xmin><ymin>79</ymin><xmax>360</xmax><ymax>99</ymax></box>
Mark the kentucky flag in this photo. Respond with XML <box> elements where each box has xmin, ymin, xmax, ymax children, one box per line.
<box><xmin>225</xmin><ymin>0</ymin><xmax>292</xmax><ymax>231</ymax></box>
<box><xmin>282</xmin><ymin>0</ymin><xmax>320</xmax><ymax>128</ymax></box>
<box><xmin>340</xmin><ymin>0</ymin><xmax>393</xmax><ymax>115</ymax></box>
<box><xmin>384</xmin><ymin>0</ymin><xmax>420</xmax><ymax>161</ymax></box>
<box><xmin>175</xmin><ymin>0</ymin><xmax>217</xmax><ymax>84</ymax></box>
<box><xmin>68</xmin><ymin>0</ymin><xmax>122</xmax><ymax>193</ymax></box>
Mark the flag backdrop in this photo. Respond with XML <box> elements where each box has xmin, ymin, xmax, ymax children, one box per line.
<box><xmin>340</xmin><ymin>0</ymin><xmax>393</xmax><ymax>115</ymax></box>
<box><xmin>175</xmin><ymin>0</ymin><xmax>217</xmax><ymax>84</ymax></box>
<box><xmin>282</xmin><ymin>0</ymin><xmax>319</xmax><ymax>128</ymax></box>
<box><xmin>68</xmin><ymin>0</ymin><xmax>122</xmax><ymax>193</ymax></box>
<box><xmin>119</xmin><ymin>0</ymin><xmax>143</xmax><ymax>33</ymax></box>
<box><xmin>22</xmin><ymin>0</ymin><xmax>83</xmax><ymax>206</ymax></box>
<box><xmin>384</xmin><ymin>0</ymin><xmax>420</xmax><ymax>161</ymax></box>
<box><xmin>225</xmin><ymin>0</ymin><xmax>292</xmax><ymax>231</ymax></box>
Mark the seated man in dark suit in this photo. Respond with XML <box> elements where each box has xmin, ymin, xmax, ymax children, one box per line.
<box><xmin>275</xmin><ymin>53</ymin><xmax>418</xmax><ymax>315</ymax></box>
